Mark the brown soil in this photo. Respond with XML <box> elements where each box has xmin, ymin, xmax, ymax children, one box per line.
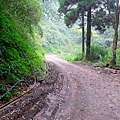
<box><xmin>0</xmin><ymin>55</ymin><xmax>120</xmax><ymax>120</ymax></box>
<box><xmin>0</xmin><ymin>61</ymin><xmax>64</xmax><ymax>120</ymax></box>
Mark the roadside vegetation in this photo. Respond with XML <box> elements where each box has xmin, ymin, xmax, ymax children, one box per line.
<box><xmin>42</xmin><ymin>0</ymin><xmax>120</xmax><ymax>67</ymax></box>
<box><xmin>0</xmin><ymin>0</ymin><xmax>45</xmax><ymax>100</ymax></box>
<box><xmin>58</xmin><ymin>0</ymin><xmax>120</xmax><ymax>67</ymax></box>
<box><xmin>0</xmin><ymin>0</ymin><xmax>120</xmax><ymax>101</ymax></box>
<box><xmin>61</xmin><ymin>26</ymin><xmax>120</xmax><ymax>67</ymax></box>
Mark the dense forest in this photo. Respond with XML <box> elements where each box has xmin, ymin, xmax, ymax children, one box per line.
<box><xmin>0</xmin><ymin>0</ymin><xmax>120</xmax><ymax>100</ymax></box>
<box><xmin>42</xmin><ymin>0</ymin><xmax>120</xmax><ymax>64</ymax></box>
<box><xmin>58</xmin><ymin>0</ymin><xmax>120</xmax><ymax>65</ymax></box>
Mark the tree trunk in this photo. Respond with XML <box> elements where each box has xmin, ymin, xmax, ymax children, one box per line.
<box><xmin>110</xmin><ymin>0</ymin><xmax>120</xmax><ymax>66</ymax></box>
<box><xmin>81</xmin><ymin>10</ymin><xmax>85</xmax><ymax>55</ymax></box>
<box><xmin>86</xmin><ymin>6</ymin><xmax>91</xmax><ymax>60</ymax></box>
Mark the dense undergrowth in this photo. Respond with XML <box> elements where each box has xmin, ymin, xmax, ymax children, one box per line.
<box><xmin>63</xmin><ymin>45</ymin><xmax>120</xmax><ymax>67</ymax></box>
<box><xmin>0</xmin><ymin>0</ymin><xmax>45</xmax><ymax>100</ymax></box>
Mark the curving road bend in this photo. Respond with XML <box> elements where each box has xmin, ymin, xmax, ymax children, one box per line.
<box><xmin>34</xmin><ymin>55</ymin><xmax>120</xmax><ymax>120</ymax></box>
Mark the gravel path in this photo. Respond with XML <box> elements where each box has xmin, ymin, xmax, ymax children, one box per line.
<box><xmin>34</xmin><ymin>55</ymin><xmax>120</xmax><ymax>120</ymax></box>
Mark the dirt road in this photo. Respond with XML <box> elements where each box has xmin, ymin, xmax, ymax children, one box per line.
<box><xmin>34</xmin><ymin>55</ymin><xmax>120</xmax><ymax>120</ymax></box>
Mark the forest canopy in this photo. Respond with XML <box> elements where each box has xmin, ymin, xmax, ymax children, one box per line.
<box><xmin>58</xmin><ymin>0</ymin><xmax>120</xmax><ymax>65</ymax></box>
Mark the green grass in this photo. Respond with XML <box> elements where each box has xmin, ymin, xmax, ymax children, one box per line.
<box><xmin>116</xmin><ymin>48</ymin><xmax>120</xmax><ymax>66</ymax></box>
<box><xmin>61</xmin><ymin>45</ymin><xmax>120</xmax><ymax>68</ymax></box>
<box><xmin>61</xmin><ymin>51</ymin><xmax>84</xmax><ymax>62</ymax></box>
<box><xmin>99</xmin><ymin>48</ymin><xmax>120</xmax><ymax>67</ymax></box>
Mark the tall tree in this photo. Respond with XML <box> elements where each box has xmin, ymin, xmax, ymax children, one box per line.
<box><xmin>111</xmin><ymin>0</ymin><xmax>120</xmax><ymax>65</ymax></box>
<box><xmin>92</xmin><ymin>0</ymin><xmax>119</xmax><ymax>66</ymax></box>
<box><xmin>58</xmin><ymin>0</ymin><xmax>86</xmax><ymax>55</ymax></box>
<box><xmin>86</xmin><ymin>6</ymin><xmax>91</xmax><ymax>59</ymax></box>
<box><xmin>81</xmin><ymin>9</ymin><xmax>85</xmax><ymax>54</ymax></box>
<box><xmin>58</xmin><ymin>0</ymin><xmax>102</xmax><ymax>59</ymax></box>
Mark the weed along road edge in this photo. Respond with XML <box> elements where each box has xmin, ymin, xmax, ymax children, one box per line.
<box><xmin>34</xmin><ymin>55</ymin><xmax>120</xmax><ymax>120</ymax></box>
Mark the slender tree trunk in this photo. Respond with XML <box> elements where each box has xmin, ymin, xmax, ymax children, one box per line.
<box><xmin>81</xmin><ymin>10</ymin><xmax>85</xmax><ymax>55</ymax></box>
<box><xmin>107</xmin><ymin>0</ymin><xmax>111</xmax><ymax>14</ymax></box>
<box><xmin>86</xmin><ymin>6</ymin><xmax>91</xmax><ymax>60</ymax></box>
<box><xmin>110</xmin><ymin>0</ymin><xmax>120</xmax><ymax>66</ymax></box>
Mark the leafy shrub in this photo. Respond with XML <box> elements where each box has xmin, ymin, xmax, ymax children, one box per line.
<box><xmin>116</xmin><ymin>48</ymin><xmax>120</xmax><ymax>66</ymax></box>
<box><xmin>100</xmin><ymin>50</ymin><xmax>112</xmax><ymax>63</ymax></box>
<box><xmin>74</xmin><ymin>53</ymin><xmax>84</xmax><ymax>61</ymax></box>
<box><xmin>0</xmin><ymin>84</ymin><xmax>7</xmax><ymax>94</ymax></box>
<box><xmin>3</xmin><ymin>92</ymin><xmax>11</xmax><ymax>101</ymax></box>
<box><xmin>62</xmin><ymin>51</ymin><xmax>84</xmax><ymax>62</ymax></box>
<box><xmin>89</xmin><ymin>45</ymin><xmax>108</xmax><ymax>62</ymax></box>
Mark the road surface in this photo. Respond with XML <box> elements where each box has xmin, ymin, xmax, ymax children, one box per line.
<box><xmin>34</xmin><ymin>55</ymin><xmax>120</xmax><ymax>120</ymax></box>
